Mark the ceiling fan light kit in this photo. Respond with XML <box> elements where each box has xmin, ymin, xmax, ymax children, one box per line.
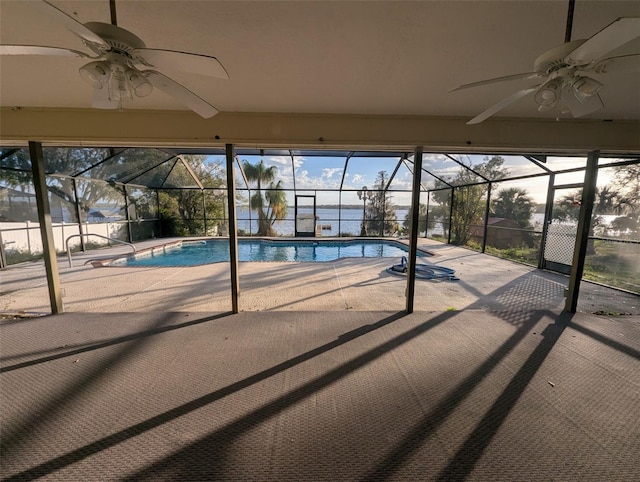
<box><xmin>127</xmin><ymin>70</ymin><xmax>153</xmax><ymax>97</ymax></box>
<box><xmin>451</xmin><ymin>15</ymin><xmax>640</xmax><ymax>124</ymax></box>
<box><xmin>1</xmin><ymin>0</ymin><xmax>228</xmax><ymax>118</ymax></box>
<box><xmin>534</xmin><ymin>79</ymin><xmax>562</xmax><ymax>106</ymax></box>
<box><xmin>79</xmin><ymin>61</ymin><xmax>110</xmax><ymax>89</ymax></box>
<box><xmin>571</xmin><ymin>76</ymin><xmax>603</xmax><ymax>102</ymax></box>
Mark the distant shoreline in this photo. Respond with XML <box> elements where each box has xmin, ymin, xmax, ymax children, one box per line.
<box><xmin>237</xmin><ymin>205</ymin><xmax>413</xmax><ymax>210</ymax></box>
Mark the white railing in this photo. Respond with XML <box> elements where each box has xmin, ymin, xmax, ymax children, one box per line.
<box><xmin>66</xmin><ymin>234</ymin><xmax>136</xmax><ymax>268</ymax></box>
<box><xmin>0</xmin><ymin>221</ymin><xmax>125</xmax><ymax>254</ymax></box>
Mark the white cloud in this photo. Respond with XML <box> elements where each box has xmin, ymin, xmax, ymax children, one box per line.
<box><xmin>267</xmin><ymin>156</ymin><xmax>290</xmax><ymax>166</ymax></box>
<box><xmin>264</xmin><ymin>156</ymin><xmax>294</xmax><ymax>185</ymax></box>
<box><xmin>322</xmin><ymin>168</ymin><xmax>342</xmax><ymax>179</ymax></box>
<box><xmin>390</xmin><ymin>177</ymin><xmax>413</xmax><ymax>190</ymax></box>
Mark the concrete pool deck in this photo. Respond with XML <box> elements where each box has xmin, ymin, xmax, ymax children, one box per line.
<box><xmin>1</xmin><ymin>238</ymin><xmax>639</xmax><ymax>480</ymax></box>
<box><xmin>1</xmin><ymin>238</ymin><xmax>638</xmax><ymax>315</ymax></box>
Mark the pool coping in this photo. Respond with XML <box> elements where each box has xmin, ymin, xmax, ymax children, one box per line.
<box><xmin>90</xmin><ymin>237</ymin><xmax>436</xmax><ymax>267</ymax></box>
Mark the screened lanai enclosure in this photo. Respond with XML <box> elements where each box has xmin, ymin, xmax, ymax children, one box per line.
<box><xmin>1</xmin><ymin>145</ymin><xmax>639</xmax><ymax>298</ymax></box>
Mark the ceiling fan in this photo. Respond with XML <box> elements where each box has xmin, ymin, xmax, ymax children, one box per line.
<box><xmin>451</xmin><ymin>10</ymin><xmax>640</xmax><ymax>125</ymax></box>
<box><xmin>0</xmin><ymin>0</ymin><xmax>228</xmax><ymax>118</ymax></box>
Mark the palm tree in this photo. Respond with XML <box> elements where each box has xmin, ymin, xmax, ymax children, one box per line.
<box><xmin>242</xmin><ymin>160</ymin><xmax>288</xmax><ymax>236</ymax></box>
<box><xmin>492</xmin><ymin>187</ymin><xmax>535</xmax><ymax>228</ymax></box>
<box><xmin>264</xmin><ymin>180</ymin><xmax>288</xmax><ymax>230</ymax></box>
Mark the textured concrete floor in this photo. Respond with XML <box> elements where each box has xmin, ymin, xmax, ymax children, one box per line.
<box><xmin>1</xmin><ymin>240</ymin><xmax>639</xmax><ymax>480</ymax></box>
<box><xmin>1</xmin><ymin>238</ymin><xmax>638</xmax><ymax>315</ymax></box>
<box><xmin>1</xmin><ymin>309</ymin><xmax>639</xmax><ymax>481</ymax></box>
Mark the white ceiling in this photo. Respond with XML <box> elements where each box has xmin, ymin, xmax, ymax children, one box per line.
<box><xmin>1</xmin><ymin>0</ymin><xmax>639</xmax><ymax>123</ymax></box>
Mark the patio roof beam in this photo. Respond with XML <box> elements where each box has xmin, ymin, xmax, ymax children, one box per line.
<box><xmin>0</xmin><ymin>148</ymin><xmax>20</xmax><ymax>162</ymax></box>
<box><xmin>339</xmin><ymin>152</ymin><xmax>354</xmax><ymax>191</ymax></box>
<box><xmin>121</xmin><ymin>155</ymin><xmax>178</xmax><ymax>185</ymax></box>
<box><xmin>159</xmin><ymin>157</ymin><xmax>181</xmax><ymax>188</ymax></box>
<box><xmin>444</xmin><ymin>154</ymin><xmax>490</xmax><ymax>182</ymax></box>
<box><xmin>490</xmin><ymin>170</ymin><xmax>549</xmax><ymax>184</ymax></box>
<box><xmin>420</xmin><ymin>165</ymin><xmax>452</xmax><ymax>188</ymax></box>
<box><xmin>180</xmin><ymin>156</ymin><xmax>205</xmax><ymax>190</ymax></box>
<box><xmin>404</xmin><ymin>155</ymin><xmax>453</xmax><ymax>188</ymax></box>
<box><xmin>0</xmin><ymin>165</ymin><xmax>30</xmax><ymax>173</ymax></box>
<box><xmin>235</xmin><ymin>155</ymin><xmax>250</xmax><ymax>189</ymax></box>
<box><xmin>289</xmin><ymin>150</ymin><xmax>297</xmax><ymax>192</ymax></box>
<box><xmin>554</xmin><ymin>182</ymin><xmax>584</xmax><ymax>190</ymax></box>
<box><xmin>596</xmin><ymin>157</ymin><xmax>640</xmax><ymax>168</ymax></box>
<box><xmin>529</xmin><ymin>154</ymin><xmax>548</xmax><ymax>163</ymax></box>
<box><xmin>110</xmin><ymin>150</ymin><xmax>177</xmax><ymax>185</ymax></box>
<box><xmin>402</xmin><ymin>159</ymin><xmax>429</xmax><ymax>192</ymax></box>
<box><xmin>73</xmin><ymin>147</ymin><xmax>127</xmax><ymax>178</ymax></box>
<box><xmin>525</xmin><ymin>155</ymin><xmax>552</xmax><ymax>173</ymax></box>
<box><xmin>384</xmin><ymin>157</ymin><xmax>404</xmax><ymax>191</ymax></box>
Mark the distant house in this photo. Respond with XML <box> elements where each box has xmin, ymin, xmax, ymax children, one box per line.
<box><xmin>470</xmin><ymin>217</ymin><xmax>525</xmax><ymax>249</ymax></box>
<box><xmin>87</xmin><ymin>208</ymin><xmax>124</xmax><ymax>223</ymax></box>
<box><xmin>0</xmin><ymin>187</ymin><xmax>37</xmax><ymax>221</ymax></box>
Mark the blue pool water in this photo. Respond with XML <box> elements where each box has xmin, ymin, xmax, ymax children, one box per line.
<box><xmin>119</xmin><ymin>239</ymin><xmax>427</xmax><ymax>267</ymax></box>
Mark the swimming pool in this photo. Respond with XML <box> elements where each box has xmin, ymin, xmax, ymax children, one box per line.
<box><xmin>115</xmin><ymin>239</ymin><xmax>428</xmax><ymax>267</ymax></box>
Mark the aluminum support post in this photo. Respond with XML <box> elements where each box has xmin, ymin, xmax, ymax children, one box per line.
<box><xmin>481</xmin><ymin>183</ymin><xmax>492</xmax><ymax>253</ymax></box>
<box><xmin>565</xmin><ymin>151</ymin><xmax>599</xmax><ymax>313</ymax></box>
<box><xmin>122</xmin><ymin>185</ymin><xmax>133</xmax><ymax>243</ymax></box>
<box><xmin>226</xmin><ymin>144</ymin><xmax>240</xmax><ymax>313</ymax></box>
<box><xmin>29</xmin><ymin>141</ymin><xmax>64</xmax><ymax>314</ymax></box>
<box><xmin>406</xmin><ymin>146</ymin><xmax>423</xmax><ymax>314</ymax></box>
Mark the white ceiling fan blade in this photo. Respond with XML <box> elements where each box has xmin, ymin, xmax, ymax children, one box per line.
<box><xmin>591</xmin><ymin>54</ymin><xmax>640</xmax><ymax>74</ymax></box>
<box><xmin>91</xmin><ymin>86</ymin><xmax>119</xmax><ymax>109</ymax></box>
<box><xmin>562</xmin><ymin>86</ymin><xmax>604</xmax><ymax>118</ymax></box>
<box><xmin>466</xmin><ymin>86</ymin><xmax>539</xmax><ymax>125</ymax></box>
<box><xmin>566</xmin><ymin>17</ymin><xmax>640</xmax><ymax>65</ymax></box>
<box><xmin>0</xmin><ymin>45</ymin><xmax>91</xmax><ymax>58</ymax></box>
<box><xmin>134</xmin><ymin>49</ymin><xmax>229</xmax><ymax>79</ymax></box>
<box><xmin>30</xmin><ymin>0</ymin><xmax>109</xmax><ymax>51</ymax></box>
<box><xmin>450</xmin><ymin>72</ymin><xmax>539</xmax><ymax>92</ymax></box>
<box><xmin>143</xmin><ymin>70</ymin><xmax>219</xmax><ymax>118</ymax></box>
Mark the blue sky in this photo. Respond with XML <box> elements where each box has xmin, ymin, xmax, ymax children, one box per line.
<box><xmin>201</xmin><ymin>153</ymin><xmax>614</xmax><ymax>206</ymax></box>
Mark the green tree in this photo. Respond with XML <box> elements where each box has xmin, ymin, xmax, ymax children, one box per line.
<box><xmin>363</xmin><ymin>171</ymin><xmax>398</xmax><ymax>236</ymax></box>
<box><xmin>610</xmin><ymin>164</ymin><xmax>640</xmax><ymax>238</ymax></box>
<box><xmin>553</xmin><ymin>186</ymin><xmax>625</xmax><ymax>233</ymax></box>
<box><xmin>615</xmin><ymin>164</ymin><xmax>640</xmax><ymax>205</ymax></box>
<box><xmin>158</xmin><ymin>157</ymin><xmax>226</xmax><ymax>236</ymax></box>
<box><xmin>431</xmin><ymin>156</ymin><xmax>509</xmax><ymax>245</ymax></box>
<box><xmin>550</xmin><ymin>184</ymin><xmax>638</xmax><ymax>260</ymax></box>
<box><xmin>402</xmin><ymin>203</ymin><xmax>427</xmax><ymax>235</ymax></box>
<box><xmin>491</xmin><ymin>187</ymin><xmax>535</xmax><ymax>228</ymax></box>
<box><xmin>491</xmin><ymin>186</ymin><xmax>536</xmax><ymax>247</ymax></box>
<box><xmin>425</xmin><ymin>190</ymin><xmax>451</xmax><ymax>240</ymax></box>
<box><xmin>0</xmin><ymin>147</ymin><xmax>123</xmax><ymax>223</ymax></box>
<box><xmin>242</xmin><ymin>160</ymin><xmax>288</xmax><ymax>236</ymax></box>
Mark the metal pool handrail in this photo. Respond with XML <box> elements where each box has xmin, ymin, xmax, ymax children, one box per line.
<box><xmin>66</xmin><ymin>234</ymin><xmax>136</xmax><ymax>268</ymax></box>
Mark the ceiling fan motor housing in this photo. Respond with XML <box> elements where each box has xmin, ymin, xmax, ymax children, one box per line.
<box><xmin>83</xmin><ymin>22</ymin><xmax>146</xmax><ymax>56</ymax></box>
<box><xmin>533</xmin><ymin>39</ymin><xmax>588</xmax><ymax>74</ymax></box>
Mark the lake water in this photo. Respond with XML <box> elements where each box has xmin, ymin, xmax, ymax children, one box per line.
<box><xmin>233</xmin><ymin>209</ymin><xmax>620</xmax><ymax>237</ymax></box>
<box><xmin>235</xmin><ymin>208</ymin><xmax>409</xmax><ymax>236</ymax></box>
